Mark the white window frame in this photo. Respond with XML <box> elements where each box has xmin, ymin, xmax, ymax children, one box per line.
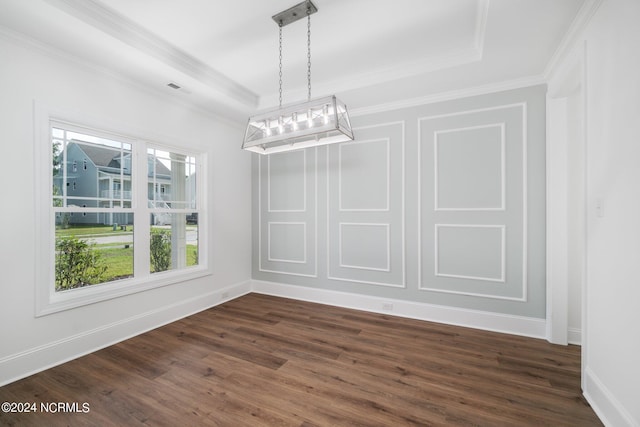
<box><xmin>34</xmin><ymin>102</ymin><xmax>210</xmax><ymax>316</ymax></box>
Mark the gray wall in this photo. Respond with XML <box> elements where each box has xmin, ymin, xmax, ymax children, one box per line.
<box><xmin>252</xmin><ymin>85</ymin><xmax>546</xmax><ymax>318</ymax></box>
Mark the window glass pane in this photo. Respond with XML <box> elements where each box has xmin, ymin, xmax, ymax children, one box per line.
<box><xmin>52</xmin><ymin>126</ymin><xmax>132</xmax><ymax>208</ymax></box>
<box><xmin>52</xmin><ymin>136</ymin><xmax>64</xmax><ymax>207</ymax></box>
<box><xmin>55</xmin><ymin>213</ymin><xmax>134</xmax><ymax>291</ymax></box>
<box><xmin>148</xmin><ymin>148</ymin><xmax>197</xmax><ymax>210</ymax></box>
<box><xmin>150</xmin><ymin>213</ymin><xmax>198</xmax><ymax>273</ymax></box>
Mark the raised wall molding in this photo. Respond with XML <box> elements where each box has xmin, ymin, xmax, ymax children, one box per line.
<box><xmin>258</xmin><ymin>149</ymin><xmax>318</xmax><ymax>278</ymax></box>
<box><xmin>267</xmin><ymin>222</ymin><xmax>307</xmax><ymax>264</ymax></box>
<box><xmin>434</xmin><ymin>123</ymin><xmax>506</xmax><ymax>211</ymax></box>
<box><xmin>338</xmin><ymin>138</ymin><xmax>390</xmax><ymax>212</ymax></box>
<box><xmin>418</xmin><ymin>103</ymin><xmax>528</xmax><ymax>301</ymax></box>
<box><xmin>268</xmin><ymin>150</ymin><xmax>307</xmax><ymax>213</ymax></box>
<box><xmin>338</xmin><ymin>223</ymin><xmax>391</xmax><ymax>272</ymax></box>
<box><xmin>433</xmin><ymin>224</ymin><xmax>506</xmax><ymax>283</ymax></box>
<box><xmin>327</xmin><ymin>121</ymin><xmax>406</xmax><ymax>288</ymax></box>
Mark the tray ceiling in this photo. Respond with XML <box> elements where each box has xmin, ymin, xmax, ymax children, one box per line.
<box><xmin>0</xmin><ymin>0</ymin><xmax>588</xmax><ymax>121</ymax></box>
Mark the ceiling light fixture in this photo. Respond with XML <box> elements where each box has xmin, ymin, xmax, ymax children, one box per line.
<box><xmin>242</xmin><ymin>0</ymin><xmax>354</xmax><ymax>155</ymax></box>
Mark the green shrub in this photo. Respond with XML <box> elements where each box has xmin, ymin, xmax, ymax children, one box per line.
<box><xmin>60</xmin><ymin>213</ymin><xmax>70</xmax><ymax>229</ymax></box>
<box><xmin>150</xmin><ymin>229</ymin><xmax>171</xmax><ymax>272</ymax></box>
<box><xmin>55</xmin><ymin>237</ymin><xmax>107</xmax><ymax>290</ymax></box>
<box><xmin>191</xmin><ymin>247</ymin><xmax>198</xmax><ymax>266</ymax></box>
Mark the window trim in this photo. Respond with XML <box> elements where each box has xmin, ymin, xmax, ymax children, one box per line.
<box><xmin>34</xmin><ymin>102</ymin><xmax>210</xmax><ymax>317</ymax></box>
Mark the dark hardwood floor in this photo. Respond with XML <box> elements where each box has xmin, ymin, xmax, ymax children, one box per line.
<box><xmin>0</xmin><ymin>293</ymin><xmax>602</xmax><ymax>426</ymax></box>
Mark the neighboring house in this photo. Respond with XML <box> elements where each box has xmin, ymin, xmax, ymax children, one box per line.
<box><xmin>54</xmin><ymin>141</ymin><xmax>173</xmax><ymax>225</ymax></box>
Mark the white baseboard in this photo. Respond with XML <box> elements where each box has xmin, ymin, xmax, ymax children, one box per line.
<box><xmin>0</xmin><ymin>279</ymin><xmax>552</xmax><ymax>388</ymax></box>
<box><xmin>0</xmin><ymin>280</ymin><xmax>251</xmax><ymax>387</ymax></box>
<box><xmin>568</xmin><ymin>327</ymin><xmax>582</xmax><ymax>345</ymax></box>
<box><xmin>8</xmin><ymin>278</ymin><xmax>632</xmax><ymax>427</ymax></box>
<box><xmin>251</xmin><ymin>280</ymin><xmax>547</xmax><ymax>339</ymax></box>
<box><xmin>584</xmin><ymin>367</ymin><xmax>638</xmax><ymax>427</ymax></box>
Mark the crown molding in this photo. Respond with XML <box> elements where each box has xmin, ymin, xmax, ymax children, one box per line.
<box><xmin>42</xmin><ymin>0</ymin><xmax>259</xmax><ymax>109</ymax></box>
<box><xmin>259</xmin><ymin>46</ymin><xmax>483</xmax><ymax>110</ymax></box>
<box><xmin>349</xmin><ymin>75</ymin><xmax>545</xmax><ymax>117</ymax></box>
<box><xmin>258</xmin><ymin>0</ymin><xmax>490</xmax><ymax>110</ymax></box>
<box><xmin>475</xmin><ymin>0</ymin><xmax>490</xmax><ymax>57</ymax></box>
<box><xmin>0</xmin><ymin>25</ymin><xmax>246</xmax><ymax>129</ymax></box>
<box><xmin>543</xmin><ymin>0</ymin><xmax>603</xmax><ymax>80</ymax></box>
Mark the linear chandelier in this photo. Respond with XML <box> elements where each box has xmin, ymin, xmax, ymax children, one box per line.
<box><xmin>242</xmin><ymin>0</ymin><xmax>354</xmax><ymax>155</ymax></box>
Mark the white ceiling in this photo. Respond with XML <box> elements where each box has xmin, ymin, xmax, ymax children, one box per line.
<box><xmin>0</xmin><ymin>0</ymin><xmax>587</xmax><ymax>122</ymax></box>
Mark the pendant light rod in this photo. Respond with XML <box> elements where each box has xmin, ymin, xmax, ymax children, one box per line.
<box><xmin>306</xmin><ymin>7</ymin><xmax>311</xmax><ymax>101</ymax></box>
<box><xmin>272</xmin><ymin>0</ymin><xmax>317</xmax><ymax>27</ymax></box>
<box><xmin>278</xmin><ymin>23</ymin><xmax>283</xmax><ymax>107</ymax></box>
<box><xmin>243</xmin><ymin>0</ymin><xmax>353</xmax><ymax>155</ymax></box>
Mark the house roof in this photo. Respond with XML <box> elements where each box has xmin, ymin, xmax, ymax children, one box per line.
<box><xmin>70</xmin><ymin>141</ymin><xmax>171</xmax><ymax>176</ymax></box>
<box><xmin>76</xmin><ymin>142</ymin><xmax>121</xmax><ymax>168</ymax></box>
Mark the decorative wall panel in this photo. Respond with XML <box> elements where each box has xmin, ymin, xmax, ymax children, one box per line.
<box><xmin>339</xmin><ymin>223</ymin><xmax>390</xmax><ymax>271</ymax></box>
<box><xmin>327</xmin><ymin>122</ymin><xmax>405</xmax><ymax>287</ymax></box>
<box><xmin>340</xmin><ymin>139</ymin><xmax>389</xmax><ymax>211</ymax></box>
<box><xmin>252</xmin><ymin>85</ymin><xmax>546</xmax><ymax>318</ymax></box>
<box><xmin>268</xmin><ymin>222</ymin><xmax>306</xmax><ymax>263</ymax></box>
<box><xmin>435</xmin><ymin>124</ymin><xmax>505</xmax><ymax>211</ymax></box>
<box><xmin>419</xmin><ymin>104</ymin><xmax>527</xmax><ymax>300</ymax></box>
<box><xmin>259</xmin><ymin>149</ymin><xmax>317</xmax><ymax>277</ymax></box>
<box><xmin>268</xmin><ymin>150</ymin><xmax>306</xmax><ymax>212</ymax></box>
<box><xmin>435</xmin><ymin>224</ymin><xmax>505</xmax><ymax>282</ymax></box>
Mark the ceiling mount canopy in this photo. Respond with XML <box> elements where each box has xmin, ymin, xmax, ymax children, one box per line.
<box><xmin>242</xmin><ymin>0</ymin><xmax>354</xmax><ymax>155</ymax></box>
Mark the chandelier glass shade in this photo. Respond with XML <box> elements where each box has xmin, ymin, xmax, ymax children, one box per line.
<box><xmin>242</xmin><ymin>1</ymin><xmax>353</xmax><ymax>155</ymax></box>
<box><xmin>243</xmin><ymin>95</ymin><xmax>353</xmax><ymax>155</ymax></box>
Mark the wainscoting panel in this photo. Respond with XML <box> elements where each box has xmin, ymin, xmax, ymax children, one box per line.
<box><xmin>435</xmin><ymin>124</ymin><xmax>505</xmax><ymax>211</ymax></box>
<box><xmin>258</xmin><ymin>150</ymin><xmax>317</xmax><ymax>277</ymax></box>
<box><xmin>252</xmin><ymin>85</ymin><xmax>546</xmax><ymax>320</ymax></box>
<box><xmin>327</xmin><ymin>122</ymin><xmax>405</xmax><ymax>288</ymax></box>
<box><xmin>268</xmin><ymin>222</ymin><xmax>307</xmax><ymax>264</ymax></box>
<box><xmin>339</xmin><ymin>223</ymin><xmax>390</xmax><ymax>271</ymax></box>
<box><xmin>339</xmin><ymin>138</ymin><xmax>389</xmax><ymax>211</ymax></box>
<box><xmin>419</xmin><ymin>103</ymin><xmax>527</xmax><ymax>300</ymax></box>
<box><xmin>435</xmin><ymin>224</ymin><xmax>505</xmax><ymax>282</ymax></box>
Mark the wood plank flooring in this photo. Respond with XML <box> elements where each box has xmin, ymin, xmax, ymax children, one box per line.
<box><xmin>0</xmin><ymin>293</ymin><xmax>602</xmax><ymax>426</ymax></box>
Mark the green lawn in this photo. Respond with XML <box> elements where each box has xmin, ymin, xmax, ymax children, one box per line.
<box><xmin>56</xmin><ymin>225</ymin><xmax>133</xmax><ymax>237</ymax></box>
<box><xmin>99</xmin><ymin>246</ymin><xmax>134</xmax><ymax>281</ymax></box>
<box><xmin>56</xmin><ymin>225</ymin><xmax>198</xmax><ymax>286</ymax></box>
<box><xmin>96</xmin><ymin>244</ymin><xmax>199</xmax><ymax>281</ymax></box>
<box><xmin>56</xmin><ymin>225</ymin><xmax>195</xmax><ymax>237</ymax></box>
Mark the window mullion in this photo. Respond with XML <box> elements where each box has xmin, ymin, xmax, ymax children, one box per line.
<box><xmin>62</xmin><ymin>129</ymin><xmax>67</xmax><ymax>205</ymax></box>
<box><xmin>133</xmin><ymin>142</ymin><xmax>151</xmax><ymax>278</ymax></box>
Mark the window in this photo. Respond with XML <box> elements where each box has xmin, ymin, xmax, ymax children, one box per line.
<box><xmin>36</xmin><ymin>108</ymin><xmax>208</xmax><ymax>316</ymax></box>
<box><xmin>147</xmin><ymin>148</ymin><xmax>199</xmax><ymax>274</ymax></box>
<box><xmin>52</xmin><ymin>125</ymin><xmax>134</xmax><ymax>291</ymax></box>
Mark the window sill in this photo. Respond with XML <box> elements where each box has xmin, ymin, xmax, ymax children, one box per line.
<box><xmin>36</xmin><ymin>267</ymin><xmax>212</xmax><ymax>317</ymax></box>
